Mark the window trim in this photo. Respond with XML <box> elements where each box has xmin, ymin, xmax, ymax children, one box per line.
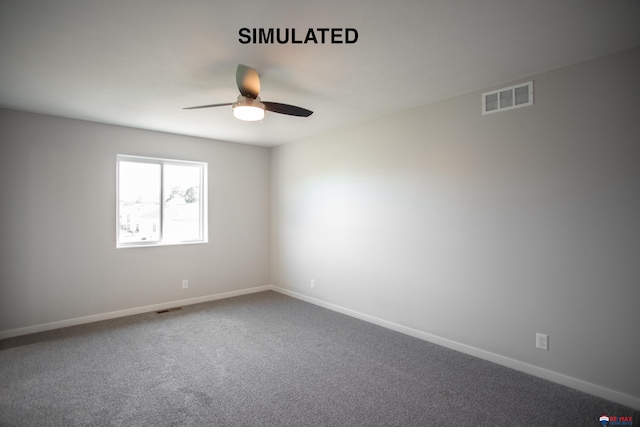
<box><xmin>116</xmin><ymin>154</ymin><xmax>208</xmax><ymax>248</ymax></box>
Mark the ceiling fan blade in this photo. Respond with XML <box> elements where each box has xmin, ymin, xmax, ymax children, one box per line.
<box><xmin>236</xmin><ymin>64</ymin><xmax>261</xmax><ymax>99</ymax></box>
<box><xmin>183</xmin><ymin>103</ymin><xmax>233</xmax><ymax>110</ymax></box>
<box><xmin>263</xmin><ymin>102</ymin><xmax>313</xmax><ymax>117</ymax></box>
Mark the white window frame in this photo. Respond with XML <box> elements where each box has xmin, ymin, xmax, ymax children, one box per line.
<box><xmin>116</xmin><ymin>154</ymin><xmax>208</xmax><ymax>248</ymax></box>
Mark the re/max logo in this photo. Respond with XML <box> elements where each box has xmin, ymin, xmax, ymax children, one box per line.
<box><xmin>238</xmin><ymin>28</ymin><xmax>358</xmax><ymax>44</ymax></box>
<box><xmin>600</xmin><ymin>414</ymin><xmax>633</xmax><ymax>426</ymax></box>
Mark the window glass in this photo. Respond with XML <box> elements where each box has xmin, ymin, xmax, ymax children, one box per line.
<box><xmin>163</xmin><ymin>163</ymin><xmax>202</xmax><ymax>242</ymax></box>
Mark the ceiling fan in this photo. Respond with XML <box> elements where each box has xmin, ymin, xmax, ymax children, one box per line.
<box><xmin>183</xmin><ymin>64</ymin><xmax>313</xmax><ymax>121</ymax></box>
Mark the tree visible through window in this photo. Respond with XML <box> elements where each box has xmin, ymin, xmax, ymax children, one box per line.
<box><xmin>117</xmin><ymin>155</ymin><xmax>207</xmax><ymax>247</ymax></box>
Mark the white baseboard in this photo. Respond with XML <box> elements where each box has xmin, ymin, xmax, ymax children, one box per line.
<box><xmin>3</xmin><ymin>284</ymin><xmax>638</xmax><ymax>410</ymax></box>
<box><xmin>0</xmin><ymin>285</ymin><xmax>272</xmax><ymax>340</ymax></box>
<box><xmin>271</xmin><ymin>285</ymin><xmax>640</xmax><ymax>411</ymax></box>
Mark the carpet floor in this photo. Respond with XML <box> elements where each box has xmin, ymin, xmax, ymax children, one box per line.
<box><xmin>0</xmin><ymin>291</ymin><xmax>637</xmax><ymax>426</ymax></box>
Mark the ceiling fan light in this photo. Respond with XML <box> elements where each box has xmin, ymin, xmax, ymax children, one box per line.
<box><xmin>233</xmin><ymin>105</ymin><xmax>265</xmax><ymax>121</ymax></box>
<box><xmin>232</xmin><ymin>96</ymin><xmax>265</xmax><ymax>121</ymax></box>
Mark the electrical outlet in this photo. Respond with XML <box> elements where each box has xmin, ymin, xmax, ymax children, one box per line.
<box><xmin>182</xmin><ymin>280</ymin><xmax>188</xmax><ymax>289</ymax></box>
<box><xmin>536</xmin><ymin>333</ymin><xmax>548</xmax><ymax>350</ymax></box>
<box><xmin>310</xmin><ymin>279</ymin><xmax>315</xmax><ymax>288</ymax></box>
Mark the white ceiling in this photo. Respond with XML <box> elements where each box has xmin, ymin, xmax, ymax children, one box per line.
<box><xmin>1</xmin><ymin>0</ymin><xmax>640</xmax><ymax>147</ymax></box>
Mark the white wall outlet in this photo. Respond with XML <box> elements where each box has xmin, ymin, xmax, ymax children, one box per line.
<box><xmin>182</xmin><ymin>280</ymin><xmax>188</xmax><ymax>289</ymax></box>
<box><xmin>536</xmin><ymin>333</ymin><xmax>548</xmax><ymax>350</ymax></box>
<box><xmin>310</xmin><ymin>279</ymin><xmax>315</xmax><ymax>288</ymax></box>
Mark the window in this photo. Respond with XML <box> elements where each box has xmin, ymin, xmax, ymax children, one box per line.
<box><xmin>117</xmin><ymin>155</ymin><xmax>207</xmax><ymax>247</ymax></box>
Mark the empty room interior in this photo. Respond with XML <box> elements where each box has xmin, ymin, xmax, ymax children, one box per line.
<box><xmin>1</xmin><ymin>1</ymin><xmax>640</xmax><ymax>425</ymax></box>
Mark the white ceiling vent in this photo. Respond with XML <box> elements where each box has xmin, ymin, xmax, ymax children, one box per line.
<box><xmin>482</xmin><ymin>81</ymin><xmax>533</xmax><ymax>115</ymax></box>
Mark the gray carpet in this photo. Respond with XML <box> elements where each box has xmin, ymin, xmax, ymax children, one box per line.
<box><xmin>0</xmin><ymin>291</ymin><xmax>637</xmax><ymax>426</ymax></box>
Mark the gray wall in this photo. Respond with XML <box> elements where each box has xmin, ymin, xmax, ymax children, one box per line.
<box><xmin>271</xmin><ymin>47</ymin><xmax>640</xmax><ymax>402</ymax></box>
<box><xmin>0</xmin><ymin>110</ymin><xmax>271</xmax><ymax>332</ymax></box>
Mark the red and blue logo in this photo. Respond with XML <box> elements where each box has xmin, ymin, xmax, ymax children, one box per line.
<box><xmin>599</xmin><ymin>414</ymin><xmax>633</xmax><ymax>426</ymax></box>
